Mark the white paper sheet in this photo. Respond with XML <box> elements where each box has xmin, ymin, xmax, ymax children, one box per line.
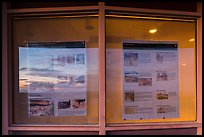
<box><xmin>19</xmin><ymin>41</ymin><xmax>88</xmax><ymax>116</ymax></box>
<box><xmin>122</xmin><ymin>40</ymin><xmax>179</xmax><ymax>120</ymax></box>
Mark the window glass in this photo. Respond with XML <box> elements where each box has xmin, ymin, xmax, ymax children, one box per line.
<box><xmin>106</xmin><ymin>16</ymin><xmax>196</xmax><ymax>124</ymax></box>
<box><xmin>12</xmin><ymin>16</ymin><xmax>99</xmax><ymax>125</ymax></box>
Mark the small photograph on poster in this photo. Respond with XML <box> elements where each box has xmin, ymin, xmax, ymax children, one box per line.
<box><xmin>124</xmin><ymin>106</ymin><xmax>136</xmax><ymax>114</ymax></box>
<box><xmin>125</xmin><ymin>91</ymin><xmax>134</xmax><ymax>102</ymax></box>
<box><xmin>58</xmin><ymin>100</ymin><xmax>71</xmax><ymax>110</ymax></box>
<box><xmin>52</xmin><ymin>55</ymin><xmax>67</xmax><ymax>66</ymax></box>
<box><xmin>66</xmin><ymin>55</ymin><xmax>75</xmax><ymax>64</ymax></box>
<box><xmin>55</xmin><ymin>98</ymin><xmax>86</xmax><ymax>116</ymax></box>
<box><xmin>76</xmin><ymin>54</ymin><xmax>85</xmax><ymax>64</ymax></box>
<box><xmin>138</xmin><ymin>78</ymin><xmax>152</xmax><ymax>86</ymax></box>
<box><xmin>124</xmin><ymin>52</ymin><xmax>138</xmax><ymax>66</ymax></box>
<box><xmin>156</xmin><ymin>53</ymin><xmax>164</xmax><ymax>64</ymax></box>
<box><xmin>29</xmin><ymin>98</ymin><xmax>54</xmax><ymax>116</ymax></box>
<box><xmin>57</xmin><ymin>75</ymin><xmax>69</xmax><ymax>84</ymax></box>
<box><xmin>51</xmin><ymin>54</ymin><xmax>75</xmax><ymax>66</ymax></box>
<box><xmin>75</xmin><ymin>75</ymin><xmax>85</xmax><ymax>85</ymax></box>
<box><xmin>57</xmin><ymin>74</ymin><xmax>86</xmax><ymax>87</ymax></box>
<box><xmin>71</xmin><ymin>99</ymin><xmax>86</xmax><ymax>109</ymax></box>
<box><xmin>157</xmin><ymin>106</ymin><xmax>166</xmax><ymax>113</ymax></box>
<box><xmin>157</xmin><ymin>105</ymin><xmax>177</xmax><ymax>114</ymax></box>
<box><xmin>124</xmin><ymin>71</ymin><xmax>138</xmax><ymax>83</ymax></box>
<box><xmin>157</xmin><ymin>90</ymin><xmax>168</xmax><ymax>100</ymax></box>
<box><xmin>57</xmin><ymin>75</ymin><xmax>75</xmax><ymax>85</ymax></box>
<box><xmin>156</xmin><ymin>71</ymin><xmax>168</xmax><ymax>81</ymax></box>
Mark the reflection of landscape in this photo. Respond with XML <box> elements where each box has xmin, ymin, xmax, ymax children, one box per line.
<box><xmin>29</xmin><ymin>99</ymin><xmax>54</xmax><ymax>116</ymax></box>
<box><xmin>19</xmin><ymin>78</ymin><xmax>29</xmax><ymax>92</ymax></box>
<box><xmin>29</xmin><ymin>82</ymin><xmax>54</xmax><ymax>92</ymax></box>
<box><xmin>19</xmin><ymin>47</ymin><xmax>86</xmax><ymax>93</ymax></box>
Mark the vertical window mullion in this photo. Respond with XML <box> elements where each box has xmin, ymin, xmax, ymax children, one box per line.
<box><xmin>2</xmin><ymin>2</ymin><xmax>9</xmax><ymax>135</ymax></box>
<box><xmin>196</xmin><ymin>2</ymin><xmax>202</xmax><ymax>135</ymax></box>
<box><xmin>98</xmin><ymin>2</ymin><xmax>106</xmax><ymax>135</ymax></box>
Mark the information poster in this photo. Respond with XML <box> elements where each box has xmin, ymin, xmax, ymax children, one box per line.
<box><xmin>19</xmin><ymin>41</ymin><xmax>87</xmax><ymax>116</ymax></box>
<box><xmin>122</xmin><ymin>40</ymin><xmax>179</xmax><ymax>120</ymax></box>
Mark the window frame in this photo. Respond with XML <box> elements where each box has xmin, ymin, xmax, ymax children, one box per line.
<box><xmin>2</xmin><ymin>2</ymin><xmax>202</xmax><ymax>135</ymax></box>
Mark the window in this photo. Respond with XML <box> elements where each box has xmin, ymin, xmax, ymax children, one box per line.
<box><xmin>2</xmin><ymin>2</ymin><xmax>202</xmax><ymax>135</ymax></box>
<box><xmin>106</xmin><ymin>16</ymin><xmax>196</xmax><ymax>124</ymax></box>
<box><xmin>12</xmin><ymin>15</ymin><xmax>99</xmax><ymax>125</ymax></box>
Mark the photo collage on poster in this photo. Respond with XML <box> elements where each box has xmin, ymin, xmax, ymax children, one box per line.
<box><xmin>19</xmin><ymin>41</ymin><xmax>87</xmax><ymax>116</ymax></box>
<box><xmin>122</xmin><ymin>41</ymin><xmax>179</xmax><ymax>120</ymax></box>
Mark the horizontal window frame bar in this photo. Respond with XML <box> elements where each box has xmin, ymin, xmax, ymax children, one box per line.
<box><xmin>8</xmin><ymin>122</ymin><xmax>201</xmax><ymax>132</ymax></box>
<box><xmin>7</xmin><ymin>5</ymin><xmax>200</xmax><ymax>20</ymax></box>
<box><xmin>7</xmin><ymin>6</ymin><xmax>99</xmax><ymax>14</ymax></box>
<box><xmin>105</xmin><ymin>6</ymin><xmax>201</xmax><ymax>19</ymax></box>
<box><xmin>8</xmin><ymin>125</ymin><xmax>100</xmax><ymax>131</ymax></box>
<box><xmin>106</xmin><ymin>122</ymin><xmax>202</xmax><ymax>131</ymax></box>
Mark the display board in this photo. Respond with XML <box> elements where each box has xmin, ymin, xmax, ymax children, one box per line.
<box><xmin>122</xmin><ymin>40</ymin><xmax>179</xmax><ymax>120</ymax></box>
<box><xmin>19</xmin><ymin>41</ymin><xmax>87</xmax><ymax>116</ymax></box>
